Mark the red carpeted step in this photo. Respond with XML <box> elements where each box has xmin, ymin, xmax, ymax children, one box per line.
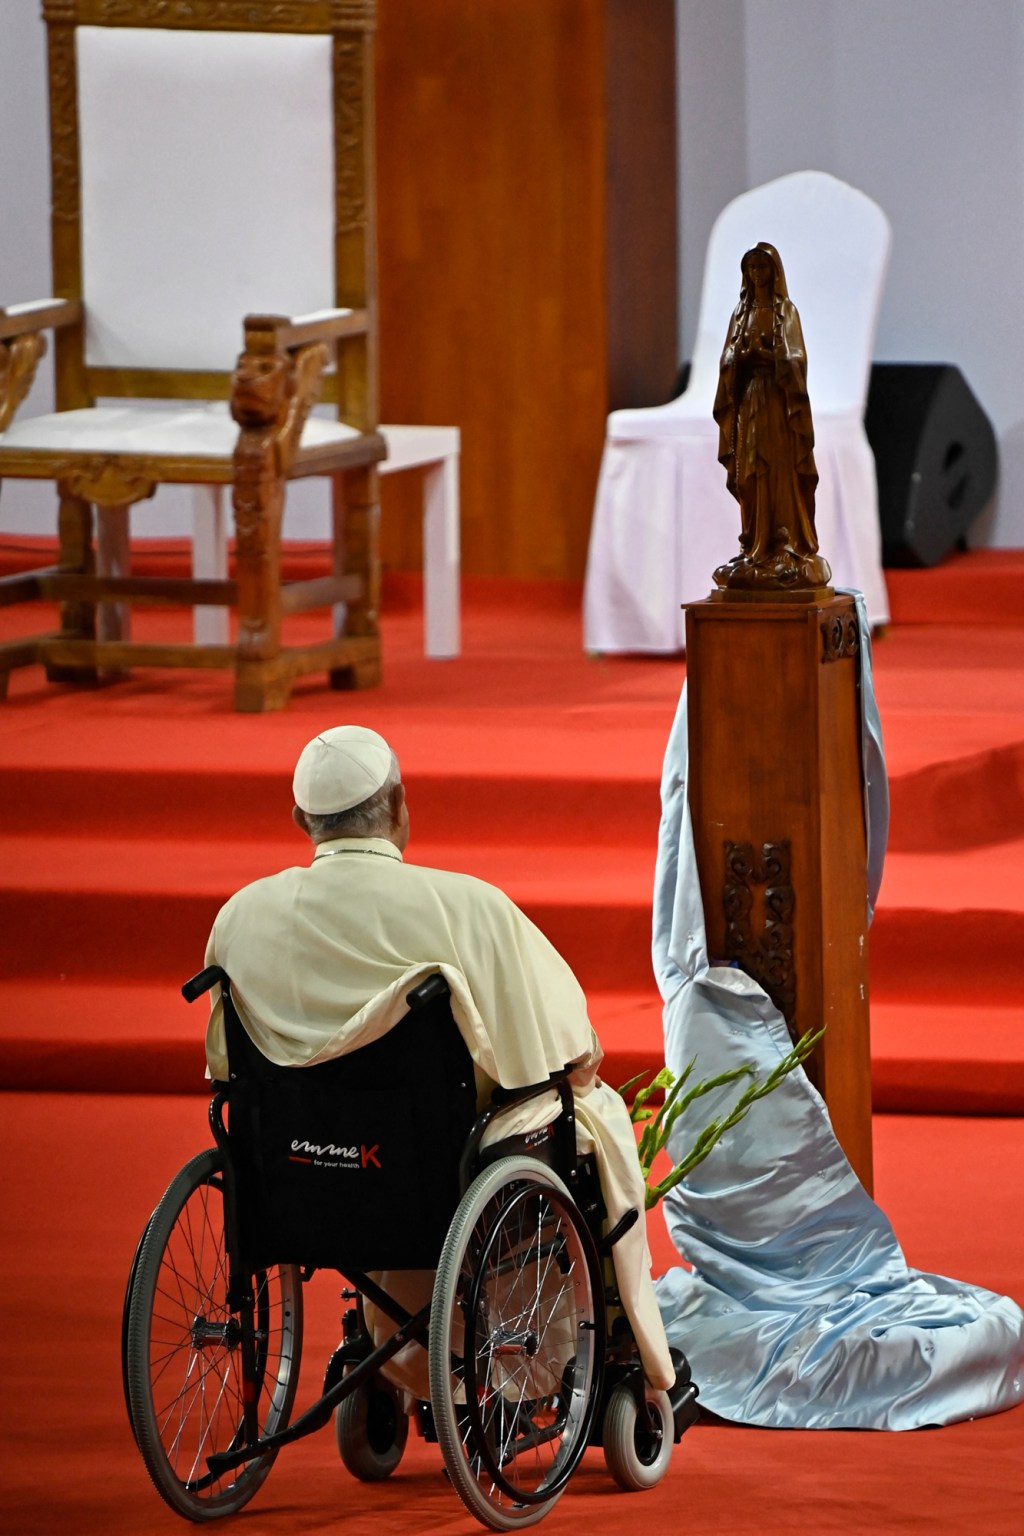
<box><xmin>3</xmin><ymin>556</ymin><xmax>1024</xmax><ymax>1115</ymax></box>
<box><xmin>884</xmin><ymin>548</ymin><xmax>1024</xmax><ymax>627</ymax></box>
<box><xmin>888</xmin><ymin>738</ymin><xmax>1024</xmax><ymax>851</ymax></box>
<box><xmin>7</xmin><ymin>827</ymin><xmax>1024</xmax><ymax>1001</ymax></box>
<box><xmin>0</xmin><ymin>758</ymin><xmax>666</xmax><ymax>846</ymax></box>
<box><xmin>0</xmin><ymin>832</ymin><xmax>661</xmax><ymax>987</ymax></box>
<box><xmin>0</xmin><ymin>978</ymin><xmax>671</xmax><ymax>1096</ymax></box>
<box><xmin>11</xmin><ymin>975</ymin><xmax>1023</xmax><ymax>1117</ymax></box>
<box><xmin>870</xmin><ymin>999</ymin><xmax>1024</xmax><ymax>1113</ymax></box>
<box><xmin>870</xmin><ymin>839</ymin><xmax>1024</xmax><ymax>1004</ymax></box>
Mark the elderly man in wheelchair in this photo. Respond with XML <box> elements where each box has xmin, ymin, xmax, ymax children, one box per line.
<box><xmin>122</xmin><ymin>727</ymin><xmax>699</xmax><ymax>1530</ymax></box>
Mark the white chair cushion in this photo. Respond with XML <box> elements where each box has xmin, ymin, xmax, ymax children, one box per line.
<box><xmin>0</xmin><ymin>403</ymin><xmax>360</xmax><ymax>459</ymax></box>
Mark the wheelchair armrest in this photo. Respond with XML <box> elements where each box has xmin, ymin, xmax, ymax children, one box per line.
<box><xmin>460</xmin><ymin>1073</ymin><xmax>576</xmax><ymax>1194</ymax></box>
<box><xmin>181</xmin><ymin>964</ymin><xmax>230</xmax><ymax>1003</ymax></box>
<box><xmin>487</xmin><ymin>1063</ymin><xmax>574</xmax><ymax>1107</ymax></box>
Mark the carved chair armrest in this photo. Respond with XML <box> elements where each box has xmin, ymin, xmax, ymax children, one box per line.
<box><xmin>0</xmin><ymin>298</ymin><xmax>83</xmax><ymax>341</ymax></box>
<box><xmin>0</xmin><ymin>301</ymin><xmax>83</xmax><ymax>432</ymax></box>
<box><xmin>231</xmin><ymin>308</ymin><xmax>375</xmax><ymax>471</ymax></box>
<box><xmin>242</xmin><ymin>307</ymin><xmax>369</xmax><ymax>354</ymax></box>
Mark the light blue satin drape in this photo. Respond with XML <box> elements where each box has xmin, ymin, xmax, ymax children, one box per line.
<box><xmin>652</xmin><ymin>592</ymin><xmax>1024</xmax><ymax>1428</ymax></box>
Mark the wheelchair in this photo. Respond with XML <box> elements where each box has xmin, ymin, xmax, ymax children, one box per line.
<box><xmin>121</xmin><ymin>969</ymin><xmax>699</xmax><ymax>1530</ymax></box>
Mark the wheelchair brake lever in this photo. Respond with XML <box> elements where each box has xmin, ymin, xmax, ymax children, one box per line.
<box><xmin>597</xmin><ymin>1206</ymin><xmax>639</xmax><ymax>1256</ymax></box>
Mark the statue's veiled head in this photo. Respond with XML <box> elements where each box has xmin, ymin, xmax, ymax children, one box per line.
<box><xmin>740</xmin><ymin>242</ymin><xmax>789</xmax><ymax>301</ymax></box>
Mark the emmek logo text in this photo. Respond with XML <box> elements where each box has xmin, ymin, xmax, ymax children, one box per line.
<box><xmin>288</xmin><ymin>1138</ymin><xmax>381</xmax><ymax>1170</ymax></box>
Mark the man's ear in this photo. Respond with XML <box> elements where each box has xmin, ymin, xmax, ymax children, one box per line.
<box><xmin>390</xmin><ymin>781</ymin><xmax>407</xmax><ymax>823</ymax></box>
<box><xmin>292</xmin><ymin>804</ymin><xmax>310</xmax><ymax>836</ymax></box>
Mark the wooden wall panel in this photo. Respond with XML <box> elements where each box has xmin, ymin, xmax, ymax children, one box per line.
<box><xmin>375</xmin><ymin>0</ymin><xmax>676</xmax><ymax>581</ymax></box>
<box><xmin>604</xmin><ymin>0</ymin><xmax>679</xmax><ymax>412</ymax></box>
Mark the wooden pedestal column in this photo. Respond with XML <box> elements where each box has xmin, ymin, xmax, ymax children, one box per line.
<box><xmin>685</xmin><ymin>592</ymin><xmax>874</xmax><ymax>1192</ymax></box>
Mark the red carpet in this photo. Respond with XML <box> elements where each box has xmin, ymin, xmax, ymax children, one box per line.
<box><xmin>1</xmin><ymin>543</ymin><xmax>1023</xmax><ymax>1109</ymax></box>
<box><xmin>2</xmin><ymin>543</ymin><xmax>1024</xmax><ymax>1532</ymax></box>
<box><xmin>3</xmin><ymin>1091</ymin><xmax>1022</xmax><ymax>1536</ymax></box>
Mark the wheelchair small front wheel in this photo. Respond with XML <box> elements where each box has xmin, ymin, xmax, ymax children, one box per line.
<box><xmin>335</xmin><ymin>1373</ymin><xmax>409</xmax><ymax>1480</ymax></box>
<box><xmin>602</xmin><ymin>1382</ymin><xmax>674</xmax><ymax>1492</ymax></box>
<box><xmin>124</xmin><ymin>1147</ymin><xmax>303</xmax><ymax>1520</ymax></box>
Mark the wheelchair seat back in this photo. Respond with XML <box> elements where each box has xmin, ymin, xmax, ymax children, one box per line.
<box><xmin>219</xmin><ymin>983</ymin><xmax>478</xmax><ymax>1273</ymax></box>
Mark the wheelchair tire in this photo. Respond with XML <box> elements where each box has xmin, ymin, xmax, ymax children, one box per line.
<box><xmin>121</xmin><ymin>1212</ymin><xmax>154</xmax><ymax>1448</ymax></box>
<box><xmin>429</xmin><ymin>1157</ymin><xmax>604</xmax><ymax>1531</ymax></box>
<box><xmin>124</xmin><ymin>1147</ymin><xmax>304</xmax><ymax>1520</ymax></box>
<box><xmin>335</xmin><ymin>1374</ymin><xmax>409</xmax><ymax>1480</ymax></box>
<box><xmin>602</xmin><ymin>1382</ymin><xmax>674</xmax><ymax>1492</ymax></box>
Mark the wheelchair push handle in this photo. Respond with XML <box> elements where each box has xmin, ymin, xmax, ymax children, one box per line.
<box><xmin>405</xmin><ymin>972</ymin><xmax>451</xmax><ymax>1010</ymax></box>
<box><xmin>181</xmin><ymin>965</ymin><xmax>230</xmax><ymax>1003</ymax></box>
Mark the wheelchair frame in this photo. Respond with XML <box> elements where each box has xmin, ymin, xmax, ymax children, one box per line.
<box><xmin>122</xmin><ymin>969</ymin><xmax>698</xmax><ymax>1531</ymax></box>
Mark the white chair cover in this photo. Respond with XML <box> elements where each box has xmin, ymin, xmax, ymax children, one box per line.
<box><xmin>583</xmin><ymin>172</ymin><xmax>892</xmax><ymax>651</ymax></box>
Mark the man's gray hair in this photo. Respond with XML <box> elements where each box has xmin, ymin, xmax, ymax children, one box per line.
<box><xmin>304</xmin><ymin>750</ymin><xmax>402</xmax><ymax>841</ymax></box>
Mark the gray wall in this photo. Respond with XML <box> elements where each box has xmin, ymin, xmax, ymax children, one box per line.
<box><xmin>3</xmin><ymin>1</ymin><xmax>1024</xmax><ymax>546</ymax></box>
<box><xmin>0</xmin><ymin>1</ymin><xmax>56</xmax><ymax>532</ymax></box>
<box><xmin>677</xmin><ymin>0</ymin><xmax>1024</xmax><ymax>547</ymax></box>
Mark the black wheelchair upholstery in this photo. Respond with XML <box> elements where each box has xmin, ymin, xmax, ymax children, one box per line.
<box><xmin>216</xmin><ymin>972</ymin><xmax>479</xmax><ymax>1272</ymax></box>
<box><xmin>122</xmin><ymin>968</ymin><xmax>698</xmax><ymax>1531</ymax></box>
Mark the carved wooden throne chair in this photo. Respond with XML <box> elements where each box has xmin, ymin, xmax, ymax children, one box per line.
<box><xmin>0</xmin><ymin>0</ymin><xmax>384</xmax><ymax>711</ymax></box>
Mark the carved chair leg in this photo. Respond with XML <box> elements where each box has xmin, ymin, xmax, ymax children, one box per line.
<box><xmin>329</xmin><ymin>655</ymin><xmax>381</xmax><ymax>690</ymax></box>
<box><xmin>192</xmin><ymin>484</ymin><xmax>230</xmax><ymax>646</ymax></box>
<box><xmin>332</xmin><ymin>465</ymin><xmax>380</xmax><ymax>640</ymax></box>
<box><xmin>45</xmin><ymin>485</ymin><xmax>98</xmax><ymax>684</ymax></box>
<box><xmin>233</xmin><ymin>467</ymin><xmax>288</xmax><ymax>711</ymax></box>
<box><xmin>96</xmin><ymin>503</ymin><xmax>132</xmax><ymax>672</ymax></box>
<box><xmin>234</xmin><ymin>661</ymin><xmax>294</xmax><ymax>713</ymax></box>
<box><xmin>328</xmin><ymin>466</ymin><xmax>381</xmax><ymax>690</ymax></box>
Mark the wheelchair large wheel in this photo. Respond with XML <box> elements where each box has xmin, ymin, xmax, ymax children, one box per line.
<box><xmin>429</xmin><ymin>1157</ymin><xmax>604</xmax><ymax>1531</ymax></box>
<box><xmin>122</xmin><ymin>1212</ymin><xmax>154</xmax><ymax>1447</ymax></box>
<box><xmin>124</xmin><ymin>1148</ymin><xmax>303</xmax><ymax>1520</ymax></box>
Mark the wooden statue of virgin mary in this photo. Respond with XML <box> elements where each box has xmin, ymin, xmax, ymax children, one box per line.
<box><xmin>712</xmin><ymin>243</ymin><xmax>832</xmax><ymax>592</ymax></box>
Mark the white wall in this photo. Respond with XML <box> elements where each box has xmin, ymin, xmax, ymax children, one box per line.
<box><xmin>3</xmin><ymin>2</ymin><xmax>1024</xmax><ymax>546</ymax></box>
<box><xmin>675</xmin><ymin>0</ymin><xmax>749</xmax><ymax>365</ymax></box>
<box><xmin>678</xmin><ymin>0</ymin><xmax>1024</xmax><ymax>547</ymax></box>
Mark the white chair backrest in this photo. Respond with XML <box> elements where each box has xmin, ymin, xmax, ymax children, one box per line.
<box><xmin>686</xmin><ymin>170</ymin><xmax>891</xmax><ymax>417</ymax></box>
<box><xmin>77</xmin><ymin>27</ymin><xmax>335</xmax><ymax>372</ymax></box>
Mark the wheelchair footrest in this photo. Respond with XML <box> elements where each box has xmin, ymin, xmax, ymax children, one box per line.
<box><xmin>669</xmin><ymin>1349</ymin><xmax>700</xmax><ymax>1441</ymax></box>
<box><xmin>671</xmin><ymin>1380</ymin><xmax>700</xmax><ymax>1441</ymax></box>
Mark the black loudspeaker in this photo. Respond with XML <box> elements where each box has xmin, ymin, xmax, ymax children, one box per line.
<box><xmin>864</xmin><ymin>363</ymin><xmax>998</xmax><ymax>567</ymax></box>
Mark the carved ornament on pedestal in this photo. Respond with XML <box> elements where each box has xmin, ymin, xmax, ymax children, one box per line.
<box><xmin>821</xmin><ymin>612</ymin><xmax>859</xmax><ymax>663</ymax></box>
<box><xmin>723</xmin><ymin>838</ymin><xmax>797</xmax><ymax>1033</ymax></box>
